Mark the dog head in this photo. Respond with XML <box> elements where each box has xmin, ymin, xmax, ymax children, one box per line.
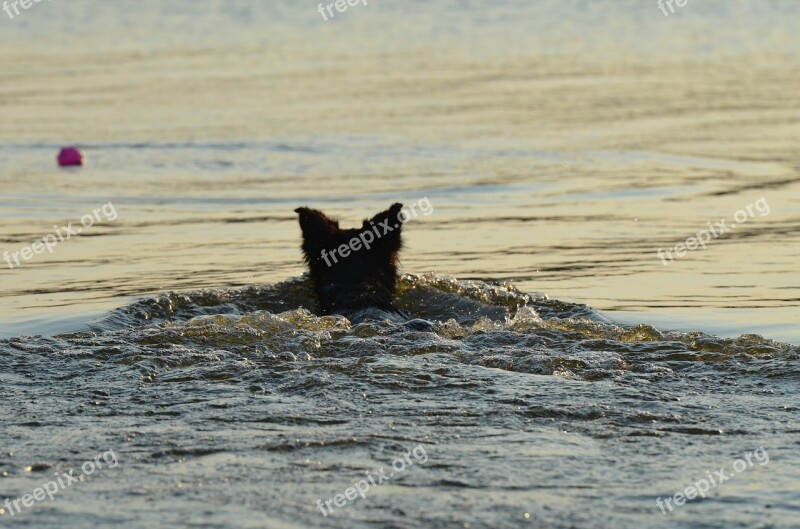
<box><xmin>294</xmin><ymin>203</ymin><xmax>404</xmax><ymax>315</ymax></box>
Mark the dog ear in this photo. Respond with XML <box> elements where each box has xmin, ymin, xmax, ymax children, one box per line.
<box><xmin>362</xmin><ymin>203</ymin><xmax>404</xmax><ymax>252</ymax></box>
<box><xmin>364</xmin><ymin>203</ymin><xmax>403</xmax><ymax>226</ymax></box>
<box><xmin>295</xmin><ymin>207</ymin><xmax>340</xmax><ymax>264</ymax></box>
<box><xmin>295</xmin><ymin>207</ymin><xmax>339</xmax><ymax>239</ymax></box>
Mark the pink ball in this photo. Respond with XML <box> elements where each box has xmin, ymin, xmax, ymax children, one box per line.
<box><xmin>57</xmin><ymin>147</ymin><xmax>84</xmax><ymax>167</ymax></box>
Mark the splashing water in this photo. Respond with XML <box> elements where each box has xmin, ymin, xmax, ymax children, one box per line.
<box><xmin>2</xmin><ymin>275</ymin><xmax>796</xmax><ymax>528</ymax></box>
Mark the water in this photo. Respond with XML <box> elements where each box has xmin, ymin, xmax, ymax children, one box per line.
<box><xmin>1</xmin><ymin>1</ymin><xmax>799</xmax><ymax>528</ymax></box>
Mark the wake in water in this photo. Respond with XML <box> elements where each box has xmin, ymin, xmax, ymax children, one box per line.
<box><xmin>68</xmin><ymin>274</ymin><xmax>796</xmax><ymax>382</ymax></box>
<box><xmin>2</xmin><ymin>274</ymin><xmax>796</xmax><ymax>528</ymax></box>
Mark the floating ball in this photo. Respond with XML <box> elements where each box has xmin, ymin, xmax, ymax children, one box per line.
<box><xmin>57</xmin><ymin>147</ymin><xmax>84</xmax><ymax>167</ymax></box>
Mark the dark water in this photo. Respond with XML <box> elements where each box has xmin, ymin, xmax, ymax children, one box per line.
<box><xmin>2</xmin><ymin>275</ymin><xmax>798</xmax><ymax>527</ymax></box>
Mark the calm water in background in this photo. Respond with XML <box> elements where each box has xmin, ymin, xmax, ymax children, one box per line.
<box><xmin>1</xmin><ymin>1</ymin><xmax>799</xmax><ymax>528</ymax></box>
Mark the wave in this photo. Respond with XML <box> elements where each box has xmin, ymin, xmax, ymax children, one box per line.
<box><xmin>3</xmin><ymin>275</ymin><xmax>795</xmax><ymax>385</ymax></box>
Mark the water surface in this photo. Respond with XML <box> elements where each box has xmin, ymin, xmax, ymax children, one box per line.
<box><xmin>1</xmin><ymin>1</ymin><xmax>798</xmax><ymax>528</ymax></box>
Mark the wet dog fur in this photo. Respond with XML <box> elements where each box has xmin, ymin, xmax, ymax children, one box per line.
<box><xmin>295</xmin><ymin>203</ymin><xmax>410</xmax><ymax>323</ymax></box>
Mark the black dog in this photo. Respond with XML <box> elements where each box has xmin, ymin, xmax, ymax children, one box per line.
<box><xmin>295</xmin><ymin>203</ymin><xmax>411</xmax><ymax>323</ymax></box>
